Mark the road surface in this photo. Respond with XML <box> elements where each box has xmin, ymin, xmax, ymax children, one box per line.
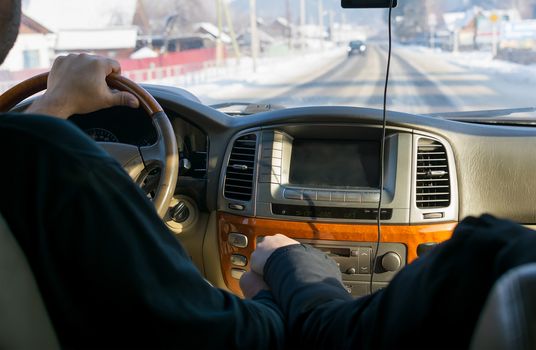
<box><xmin>198</xmin><ymin>44</ymin><xmax>536</xmax><ymax>115</ymax></box>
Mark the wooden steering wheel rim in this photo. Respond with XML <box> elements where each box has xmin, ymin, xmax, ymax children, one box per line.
<box><xmin>0</xmin><ymin>72</ymin><xmax>179</xmax><ymax>218</ymax></box>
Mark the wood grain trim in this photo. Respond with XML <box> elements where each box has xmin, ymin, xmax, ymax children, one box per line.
<box><xmin>0</xmin><ymin>72</ymin><xmax>48</xmax><ymax>112</ymax></box>
<box><xmin>218</xmin><ymin>212</ymin><xmax>456</xmax><ymax>296</ymax></box>
<box><xmin>0</xmin><ymin>72</ymin><xmax>163</xmax><ymax>115</ymax></box>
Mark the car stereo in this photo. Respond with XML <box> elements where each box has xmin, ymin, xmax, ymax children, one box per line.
<box><xmin>242</xmin><ymin>124</ymin><xmax>411</xmax><ymax>223</ymax></box>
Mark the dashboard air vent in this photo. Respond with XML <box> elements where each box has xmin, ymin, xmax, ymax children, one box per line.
<box><xmin>224</xmin><ymin>134</ymin><xmax>257</xmax><ymax>201</ymax></box>
<box><xmin>416</xmin><ymin>138</ymin><xmax>451</xmax><ymax>209</ymax></box>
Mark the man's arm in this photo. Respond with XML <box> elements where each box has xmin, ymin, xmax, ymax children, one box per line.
<box><xmin>1</xmin><ymin>54</ymin><xmax>286</xmax><ymax>348</ymax></box>
<box><xmin>0</xmin><ymin>114</ymin><xmax>286</xmax><ymax>349</ymax></box>
<box><xmin>251</xmin><ymin>238</ymin><xmax>367</xmax><ymax>349</ymax></box>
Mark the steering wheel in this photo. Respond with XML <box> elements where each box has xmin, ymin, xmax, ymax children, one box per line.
<box><xmin>0</xmin><ymin>73</ymin><xmax>179</xmax><ymax>218</ymax></box>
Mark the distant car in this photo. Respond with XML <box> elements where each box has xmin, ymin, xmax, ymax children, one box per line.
<box><xmin>347</xmin><ymin>40</ymin><xmax>367</xmax><ymax>56</ymax></box>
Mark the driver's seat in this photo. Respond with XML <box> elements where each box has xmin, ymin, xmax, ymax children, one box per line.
<box><xmin>0</xmin><ymin>213</ymin><xmax>60</xmax><ymax>349</ymax></box>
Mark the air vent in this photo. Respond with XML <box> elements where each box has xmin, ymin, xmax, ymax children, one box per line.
<box><xmin>224</xmin><ymin>134</ymin><xmax>257</xmax><ymax>201</ymax></box>
<box><xmin>416</xmin><ymin>138</ymin><xmax>451</xmax><ymax>209</ymax></box>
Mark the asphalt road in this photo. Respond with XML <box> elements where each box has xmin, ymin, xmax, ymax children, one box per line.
<box><xmin>213</xmin><ymin>44</ymin><xmax>536</xmax><ymax>115</ymax></box>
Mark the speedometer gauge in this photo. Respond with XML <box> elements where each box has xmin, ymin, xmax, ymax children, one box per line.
<box><xmin>85</xmin><ymin>128</ymin><xmax>119</xmax><ymax>143</ymax></box>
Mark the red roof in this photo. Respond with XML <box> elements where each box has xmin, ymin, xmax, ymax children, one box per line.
<box><xmin>19</xmin><ymin>14</ymin><xmax>52</xmax><ymax>35</ymax></box>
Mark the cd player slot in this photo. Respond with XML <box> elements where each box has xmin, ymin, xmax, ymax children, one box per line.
<box><xmin>272</xmin><ymin>203</ymin><xmax>393</xmax><ymax>220</ymax></box>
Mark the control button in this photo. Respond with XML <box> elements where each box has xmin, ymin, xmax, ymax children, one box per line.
<box><xmin>303</xmin><ymin>190</ymin><xmax>317</xmax><ymax>201</ymax></box>
<box><xmin>231</xmin><ymin>268</ymin><xmax>246</xmax><ymax>280</ymax></box>
<box><xmin>170</xmin><ymin>201</ymin><xmax>190</xmax><ymax>223</ymax></box>
<box><xmin>358</xmin><ymin>247</ymin><xmax>372</xmax><ymax>274</ymax></box>
<box><xmin>230</xmin><ymin>254</ymin><xmax>248</xmax><ymax>267</ymax></box>
<box><xmin>362</xmin><ymin>192</ymin><xmax>381</xmax><ymax>203</ymax></box>
<box><xmin>346</xmin><ymin>267</ymin><xmax>357</xmax><ymax>275</ymax></box>
<box><xmin>345</xmin><ymin>192</ymin><xmax>362</xmax><ymax>203</ymax></box>
<box><xmin>331</xmin><ymin>191</ymin><xmax>345</xmax><ymax>202</ymax></box>
<box><xmin>317</xmin><ymin>191</ymin><xmax>331</xmax><ymax>201</ymax></box>
<box><xmin>228</xmin><ymin>203</ymin><xmax>245</xmax><ymax>211</ymax></box>
<box><xmin>381</xmin><ymin>252</ymin><xmax>402</xmax><ymax>272</ymax></box>
<box><xmin>417</xmin><ymin>242</ymin><xmax>438</xmax><ymax>257</ymax></box>
<box><xmin>228</xmin><ymin>233</ymin><xmax>248</xmax><ymax>248</ymax></box>
<box><xmin>284</xmin><ymin>188</ymin><xmax>303</xmax><ymax>200</ymax></box>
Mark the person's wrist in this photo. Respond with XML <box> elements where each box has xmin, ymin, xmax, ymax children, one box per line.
<box><xmin>26</xmin><ymin>92</ymin><xmax>73</xmax><ymax>119</ymax></box>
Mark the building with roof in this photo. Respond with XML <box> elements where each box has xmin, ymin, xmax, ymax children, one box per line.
<box><xmin>23</xmin><ymin>0</ymin><xmax>138</xmax><ymax>31</ymax></box>
<box><xmin>2</xmin><ymin>14</ymin><xmax>55</xmax><ymax>72</ymax></box>
<box><xmin>195</xmin><ymin>23</ymin><xmax>232</xmax><ymax>44</ymax></box>
<box><xmin>55</xmin><ymin>27</ymin><xmax>139</xmax><ymax>59</ymax></box>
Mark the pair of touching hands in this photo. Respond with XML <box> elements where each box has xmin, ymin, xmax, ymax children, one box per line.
<box><xmin>27</xmin><ymin>54</ymin><xmax>139</xmax><ymax>118</ymax></box>
<box><xmin>240</xmin><ymin>234</ymin><xmax>300</xmax><ymax>299</ymax></box>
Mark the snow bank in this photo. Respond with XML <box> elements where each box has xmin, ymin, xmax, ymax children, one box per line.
<box><xmin>148</xmin><ymin>48</ymin><xmax>347</xmax><ymax>104</ymax></box>
<box><xmin>407</xmin><ymin>45</ymin><xmax>536</xmax><ymax>85</ymax></box>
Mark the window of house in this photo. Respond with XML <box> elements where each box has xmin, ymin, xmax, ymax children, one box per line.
<box><xmin>23</xmin><ymin>50</ymin><xmax>40</xmax><ymax>69</ymax></box>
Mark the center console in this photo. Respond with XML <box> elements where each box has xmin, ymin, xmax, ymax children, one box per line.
<box><xmin>218</xmin><ymin>123</ymin><xmax>458</xmax><ymax>297</ymax></box>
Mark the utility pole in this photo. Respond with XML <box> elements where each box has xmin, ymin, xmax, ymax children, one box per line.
<box><xmin>216</xmin><ymin>0</ymin><xmax>224</xmax><ymax>66</ymax></box>
<box><xmin>249</xmin><ymin>0</ymin><xmax>259</xmax><ymax>72</ymax></box>
<box><xmin>318</xmin><ymin>0</ymin><xmax>324</xmax><ymax>49</ymax></box>
<box><xmin>300</xmin><ymin>0</ymin><xmax>306</xmax><ymax>50</ymax></box>
<box><xmin>286</xmin><ymin>0</ymin><xmax>292</xmax><ymax>50</ymax></box>
<box><xmin>223</xmin><ymin>0</ymin><xmax>241</xmax><ymax>64</ymax></box>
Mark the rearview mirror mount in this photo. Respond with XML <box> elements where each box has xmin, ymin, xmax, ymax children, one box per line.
<box><xmin>341</xmin><ymin>0</ymin><xmax>397</xmax><ymax>8</ymax></box>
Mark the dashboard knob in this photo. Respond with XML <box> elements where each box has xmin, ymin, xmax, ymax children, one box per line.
<box><xmin>381</xmin><ymin>252</ymin><xmax>401</xmax><ymax>272</ymax></box>
<box><xmin>170</xmin><ymin>201</ymin><xmax>190</xmax><ymax>223</ymax></box>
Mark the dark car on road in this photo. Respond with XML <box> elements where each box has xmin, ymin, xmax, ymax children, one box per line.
<box><xmin>347</xmin><ymin>40</ymin><xmax>367</xmax><ymax>56</ymax></box>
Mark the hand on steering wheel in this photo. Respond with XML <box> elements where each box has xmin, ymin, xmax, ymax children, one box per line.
<box><xmin>0</xmin><ymin>54</ymin><xmax>179</xmax><ymax>218</ymax></box>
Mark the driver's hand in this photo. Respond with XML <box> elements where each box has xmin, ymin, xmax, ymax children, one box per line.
<box><xmin>239</xmin><ymin>271</ymin><xmax>268</xmax><ymax>299</ymax></box>
<box><xmin>250</xmin><ymin>234</ymin><xmax>300</xmax><ymax>276</ymax></box>
<box><xmin>26</xmin><ymin>54</ymin><xmax>139</xmax><ymax>119</ymax></box>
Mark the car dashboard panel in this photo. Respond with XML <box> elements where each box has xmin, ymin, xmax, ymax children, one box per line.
<box><xmin>217</xmin><ymin>123</ymin><xmax>459</xmax><ymax>296</ymax></box>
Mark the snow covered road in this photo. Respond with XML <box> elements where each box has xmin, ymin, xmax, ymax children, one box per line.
<box><xmin>174</xmin><ymin>44</ymin><xmax>536</xmax><ymax>115</ymax></box>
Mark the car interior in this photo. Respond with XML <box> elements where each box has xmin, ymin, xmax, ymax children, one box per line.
<box><xmin>1</xmin><ymin>0</ymin><xmax>536</xmax><ymax>349</ymax></box>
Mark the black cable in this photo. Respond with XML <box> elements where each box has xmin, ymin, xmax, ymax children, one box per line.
<box><xmin>370</xmin><ymin>0</ymin><xmax>394</xmax><ymax>294</ymax></box>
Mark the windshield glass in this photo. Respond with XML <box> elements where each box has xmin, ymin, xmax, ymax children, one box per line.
<box><xmin>3</xmin><ymin>0</ymin><xmax>536</xmax><ymax>115</ymax></box>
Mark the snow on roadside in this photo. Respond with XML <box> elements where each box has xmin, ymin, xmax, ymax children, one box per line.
<box><xmin>407</xmin><ymin>45</ymin><xmax>536</xmax><ymax>85</ymax></box>
<box><xmin>148</xmin><ymin>48</ymin><xmax>346</xmax><ymax>103</ymax></box>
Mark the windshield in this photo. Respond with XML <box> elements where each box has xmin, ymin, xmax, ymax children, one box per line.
<box><xmin>3</xmin><ymin>0</ymin><xmax>536</xmax><ymax>115</ymax></box>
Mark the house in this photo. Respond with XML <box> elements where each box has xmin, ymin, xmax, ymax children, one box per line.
<box><xmin>443</xmin><ymin>7</ymin><xmax>521</xmax><ymax>50</ymax></box>
<box><xmin>23</xmin><ymin>0</ymin><xmax>138</xmax><ymax>31</ymax></box>
<box><xmin>195</xmin><ymin>23</ymin><xmax>232</xmax><ymax>44</ymax></box>
<box><xmin>2</xmin><ymin>14</ymin><xmax>55</xmax><ymax>72</ymax></box>
<box><xmin>55</xmin><ymin>27</ymin><xmax>139</xmax><ymax>59</ymax></box>
<box><xmin>237</xmin><ymin>29</ymin><xmax>276</xmax><ymax>53</ymax></box>
<box><xmin>264</xmin><ymin>17</ymin><xmax>293</xmax><ymax>39</ymax></box>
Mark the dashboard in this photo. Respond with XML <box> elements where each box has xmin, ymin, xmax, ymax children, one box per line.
<box><xmin>61</xmin><ymin>85</ymin><xmax>536</xmax><ymax>297</ymax></box>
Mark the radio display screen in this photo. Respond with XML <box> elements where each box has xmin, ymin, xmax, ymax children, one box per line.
<box><xmin>289</xmin><ymin>139</ymin><xmax>380</xmax><ymax>188</ymax></box>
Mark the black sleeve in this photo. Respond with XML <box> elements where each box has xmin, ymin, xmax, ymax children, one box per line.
<box><xmin>52</xmin><ymin>164</ymin><xmax>286</xmax><ymax>349</ymax></box>
<box><xmin>0</xmin><ymin>114</ymin><xmax>286</xmax><ymax>349</ymax></box>
<box><xmin>263</xmin><ymin>216</ymin><xmax>536</xmax><ymax>350</ymax></box>
<box><xmin>263</xmin><ymin>244</ymin><xmax>373</xmax><ymax>350</ymax></box>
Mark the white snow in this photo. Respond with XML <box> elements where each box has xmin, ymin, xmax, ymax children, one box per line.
<box><xmin>407</xmin><ymin>45</ymin><xmax>536</xmax><ymax>85</ymax></box>
<box><xmin>146</xmin><ymin>46</ymin><xmax>346</xmax><ymax>104</ymax></box>
<box><xmin>130</xmin><ymin>47</ymin><xmax>159</xmax><ymax>59</ymax></box>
